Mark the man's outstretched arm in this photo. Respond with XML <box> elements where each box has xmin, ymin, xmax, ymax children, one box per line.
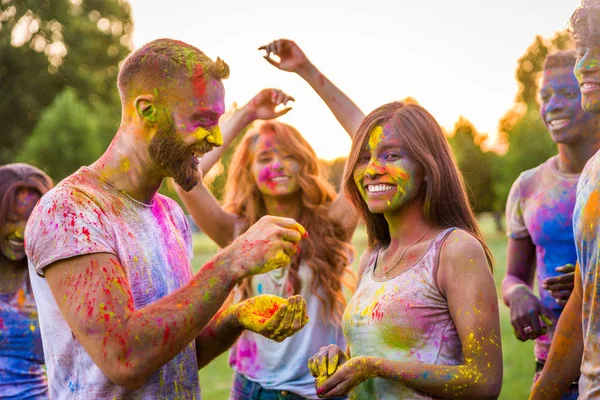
<box><xmin>45</xmin><ymin>216</ymin><xmax>305</xmax><ymax>389</ymax></box>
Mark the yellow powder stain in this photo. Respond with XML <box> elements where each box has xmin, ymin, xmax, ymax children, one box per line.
<box><xmin>29</xmin><ymin>324</ymin><xmax>36</xmax><ymax>333</ymax></box>
<box><xmin>260</xmin><ymin>251</ymin><xmax>290</xmax><ymax>274</ymax></box>
<box><xmin>368</xmin><ymin>125</ymin><xmax>384</xmax><ymax>150</ymax></box>
<box><xmin>236</xmin><ymin>295</ymin><xmax>288</xmax><ymax>332</ymax></box>
<box><xmin>119</xmin><ymin>158</ymin><xmax>130</xmax><ymax>173</ymax></box>
<box><xmin>360</xmin><ymin>285</ymin><xmax>386</xmax><ymax>318</ymax></box>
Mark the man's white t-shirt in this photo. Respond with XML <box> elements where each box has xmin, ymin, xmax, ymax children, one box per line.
<box><xmin>25</xmin><ymin>168</ymin><xmax>199</xmax><ymax>400</ymax></box>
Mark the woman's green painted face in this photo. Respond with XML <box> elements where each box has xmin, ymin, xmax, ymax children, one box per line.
<box><xmin>353</xmin><ymin>123</ymin><xmax>424</xmax><ymax>214</ymax></box>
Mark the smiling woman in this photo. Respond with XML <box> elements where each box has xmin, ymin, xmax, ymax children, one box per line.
<box><xmin>308</xmin><ymin>102</ymin><xmax>502</xmax><ymax>400</ymax></box>
<box><xmin>0</xmin><ymin>163</ymin><xmax>53</xmax><ymax>399</ymax></box>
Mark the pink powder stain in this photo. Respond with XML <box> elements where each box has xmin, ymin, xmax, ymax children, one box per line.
<box><xmin>230</xmin><ymin>338</ymin><xmax>260</xmax><ymax>375</ymax></box>
<box><xmin>258</xmin><ymin>167</ymin><xmax>279</xmax><ymax>190</ymax></box>
<box><xmin>372</xmin><ymin>302</ymin><xmax>384</xmax><ymax>320</ymax></box>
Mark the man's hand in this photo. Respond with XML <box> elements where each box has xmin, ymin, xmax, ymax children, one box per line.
<box><xmin>227</xmin><ymin>215</ymin><xmax>306</xmax><ymax>278</ymax></box>
<box><xmin>233</xmin><ymin>294</ymin><xmax>308</xmax><ymax>342</ymax></box>
<box><xmin>508</xmin><ymin>285</ymin><xmax>553</xmax><ymax>341</ymax></box>
<box><xmin>308</xmin><ymin>344</ymin><xmax>349</xmax><ymax>387</ymax></box>
<box><xmin>314</xmin><ymin>356</ymin><xmax>375</xmax><ymax>398</ymax></box>
<box><xmin>243</xmin><ymin>88</ymin><xmax>294</xmax><ymax>121</ymax></box>
<box><xmin>259</xmin><ymin>39</ymin><xmax>311</xmax><ymax>74</ymax></box>
<box><xmin>542</xmin><ymin>264</ymin><xmax>575</xmax><ymax>307</ymax></box>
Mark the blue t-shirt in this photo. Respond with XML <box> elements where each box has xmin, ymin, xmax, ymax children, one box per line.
<box><xmin>0</xmin><ymin>278</ymin><xmax>48</xmax><ymax>399</ymax></box>
<box><xmin>506</xmin><ymin>156</ymin><xmax>580</xmax><ymax>361</ymax></box>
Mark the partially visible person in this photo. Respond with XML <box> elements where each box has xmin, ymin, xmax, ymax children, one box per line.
<box><xmin>24</xmin><ymin>38</ymin><xmax>308</xmax><ymax>399</ymax></box>
<box><xmin>175</xmin><ymin>85</ymin><xmax>358</xmax><ymax>399</ymax></box>
<box><xmin>502</xmin><ymin>50</ymin><xmax>600</xmax><ymax>400</ymax></box>
<box><xmin>0</xmin><ymin>163</ymin><xmax>52</xmax><ymax>399</ymax></box>
<box><xmin>531</xmin><ymin>1</ymin><xmax>600</xmax><ymax>399</ymax></box>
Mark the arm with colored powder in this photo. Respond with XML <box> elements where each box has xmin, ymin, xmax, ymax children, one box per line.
<box><xmin>195</xmin><ymin>294</ymin><xmax>309</xmax><ymax>369</ymax></box>
<box><xmin>502</xmin><ymin>237</ymin><xmax>552</xmax><ymax>341</ymax></box>
<box><xmin>44</xmin><ymin>215</ymin><xmax>306</xmax><ymax>390</ymax></box>
<box><xmin>259</xmin><ymin>38</ymin><xmax>361</xmax><ymax>238</ymax></box>
<box><xmin>502</xmin><ymin>176</ymin><xmax>553</xmax><ymax>341</ymax></box>
<box><xmin>175</xmin><ymin>88</ymin><xmax>295</xmax><ymax>247</ymax></box>
<box><xmin>196</xmin><ymin>88</ymin><xmax>295</xmax><ymax>176</ymax></box>
<box><xmin>312</xmin><ymin>231</ymin><xmax>502</xmax><ymax>399</ymax></box>
<box><xmin>529</xmin><ymin>263</ymin><xmax>583</xmax><ymax>400</ymax></box>
<box><xmin>259</xmin><ymin>39</ymin><xmax>365</xmax><ymax>139</ymax></box>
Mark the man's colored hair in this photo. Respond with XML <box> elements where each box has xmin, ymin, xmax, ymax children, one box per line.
<box><xmin>117</xmin><ymin>38</ymin><xmax>229</xmax><ymax>102</ymax></box>
<box><xmin>570</xmin><ymin>0</ymin><xmax>600</xmax><ymax>47</ymax></box>
<box><xmin>544</xmin><ymin>50</ymin><xmax>577</xmax><ymax>71</ymax></box>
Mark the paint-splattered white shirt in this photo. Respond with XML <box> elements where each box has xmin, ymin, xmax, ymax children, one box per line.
<box><xmin>25</xmin><ymin>168</ymin><xmax>198</xmax><ymax>400</ymax></box>
<box><xmin>574</xmin><ymin>150</ymin><xmax>600</xmax><ymax>399</ymax></box>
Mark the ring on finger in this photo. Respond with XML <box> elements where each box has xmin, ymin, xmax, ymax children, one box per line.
<box><xmin>524</xmin><ymin>326</ymin><xmax>533</xmax><ymax>334</ymax></box>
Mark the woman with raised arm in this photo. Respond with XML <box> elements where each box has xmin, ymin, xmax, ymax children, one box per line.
<box><xmin>306</xmin><ymin>101</ymin><xmax>503</xmax><ymax>399</ymax></box>
<box><xmin>175</xmin><ymin>87</ymin><xmax>358</xmax><ymax>400</ymax></box>
<box><xmin>0</xmin><ymin>164</ymin><xmax>53</xmax><ymax>399</ymax></box>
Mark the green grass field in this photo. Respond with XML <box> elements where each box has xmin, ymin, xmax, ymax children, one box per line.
<box><xmin>192</xmin><ymin>214</ymin><xmax>534</xmax><ymax>399</ymax></box>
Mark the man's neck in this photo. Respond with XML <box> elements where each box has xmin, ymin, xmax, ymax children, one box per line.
<box><xmin>557</xmin><ymin>137</ymin><xmax>600</xmax><ymax>174</ymax></box>
<box><xmin>90</xmin><ymin>126</ymin><xmax>164</xmax><ymax>204</ymax></box>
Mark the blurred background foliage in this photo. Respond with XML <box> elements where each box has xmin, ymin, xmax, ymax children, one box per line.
<box><xmin>0</xmin><ymin>0</ymin><xmax>574</xmax><ymax>232</ymax></box>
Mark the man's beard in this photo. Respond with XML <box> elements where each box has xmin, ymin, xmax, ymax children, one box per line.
<box><xmin>148</xmin><ymin>119</ymin><xmax>201</xmax><ymax>191</ymax></box>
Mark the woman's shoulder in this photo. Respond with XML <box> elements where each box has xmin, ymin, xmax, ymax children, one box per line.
<box><xmin>440</xmin><ymin>228</ymin><xmax>484</xmax><ymax>253</ymax></box>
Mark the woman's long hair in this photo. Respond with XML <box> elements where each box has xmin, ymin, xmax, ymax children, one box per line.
<box><xmin>343</xmin><ymin>102</ymin><xmax>493</xmax><ymax>269</ymax></box>
<box><xmin>0</xmin><ymin>163</ymin><xmax>54</xmax><ymax>266</ymax></box>
<box><xmin>223</xmin><ymin>121</ymin><xmax>355</xmax><ymax>323</ymax></box>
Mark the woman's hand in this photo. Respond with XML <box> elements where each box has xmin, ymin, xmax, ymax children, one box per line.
<box><xmin>308</xmin><ymin>344</ymin><xmax>349</xmax><ymax>385</ymax></box>
<box><xmin>242</xmin><ymin>88</ymin><xmax>294</xmax><ymax>122</ymax></box>
<box><xmin>259</xmin><ymin>39</ymin><xmax>312</xmax><ymax>74</ymax></box>
<box><xmin>314</xmin><ymin>356</ymin><xmax>376</xmax><ymax>398</ymax></box>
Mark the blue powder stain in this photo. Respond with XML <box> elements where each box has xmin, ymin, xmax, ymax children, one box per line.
<box><xmin>257</xmin><ymin>284</ymin><xmax>263</xmax><ymax>294</ymax></box>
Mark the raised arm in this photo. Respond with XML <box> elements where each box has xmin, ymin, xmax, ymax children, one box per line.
<box><xmin>176</xmin><ymin>89</ymin><xmax>295</xmax><ymax>247</ymax></box>
<box><xmin>44</xmin><ymin>216</ymin><xmax>305</xmax><ymax>389</ymax></box>
<box><xmin>259</xmin><ymin>39</ymin><xmax>361</xmax><ymax>238</ymax></box>
<box><xmin>315</xmin><ymin>231</ymin><xmax>502</xmax><ymax>399</ymax></box>
<box><xmin>259</xmin><ymin>39</ymin><xmax>365</xmax><ymax>138</ymax></box>
<box><xmin>529</xmin><ymin>263</ymin><xmax>583</xmax><ymax>400</ymax></box>
<box><xmin>197</xmin><ymin>88</ymin><xmax>294</xmax><ymax>176</ymax></box>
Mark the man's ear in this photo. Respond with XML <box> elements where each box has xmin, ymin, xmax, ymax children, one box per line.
<box><xmin>134</xmin><ymin>95</ymin><xmax>157</xmax><ymax>124</ymax></box>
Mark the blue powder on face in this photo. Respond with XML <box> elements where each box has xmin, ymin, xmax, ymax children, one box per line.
<box><xmin>257</xmin><ymin>283</ymin><xmax>263</xmax><ymax>294</ymax></box>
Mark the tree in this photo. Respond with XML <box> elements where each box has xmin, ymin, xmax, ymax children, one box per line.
<box><xmin>448</xmin><ymin>117</ymin><xmax>501</xmax><ymax>215</ymax></box>
<box><xmin>0</xmin><ymin>0</ymin><xmax>132</xmax><ymax>164</ymax></box>
<box><xmin>17</xmin><ymin>87</ymin><xmax>107</xmax><ymax>181</ymax></box>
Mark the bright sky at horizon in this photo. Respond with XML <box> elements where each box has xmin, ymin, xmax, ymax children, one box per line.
<box><xmin>128</xmin><ymin>0</ymin><xmax>581</xmax><ymax>160</ymax></box>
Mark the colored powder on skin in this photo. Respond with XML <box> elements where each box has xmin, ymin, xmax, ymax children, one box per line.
<box><xmin>119</xmin><ymin>158</ymin><xmax>130</xmax><ymax>173</ymax></box>
<box><xmin>236</xmin><ymin>295</ymin><xmax>286</xmax><ymax>331</ymax></box>
<box><xmin>368</xmin><ymin>126</ymin><xmax>384</xmax><ymax>150</ymax></box>
<box><xmin>192</xmin><ymin>64</ymin><xmax>206</xmax><ymax>97</ymax></box>
<box><xmin>258</xmin><ymin>251</ymin><xmax>289</xmax><ymax>274</ymax></box>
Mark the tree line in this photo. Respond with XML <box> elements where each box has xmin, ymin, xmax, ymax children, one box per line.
<box><xmin>1</xmin><ymin>1</ymin><xmax>571</xmax><ymax>226</ymax></box>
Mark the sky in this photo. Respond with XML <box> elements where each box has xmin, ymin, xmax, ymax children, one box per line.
<box><xmin>127</xmin><ymin>0</ymin><xmax>581</xmax><ymax>160</ymax></box>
